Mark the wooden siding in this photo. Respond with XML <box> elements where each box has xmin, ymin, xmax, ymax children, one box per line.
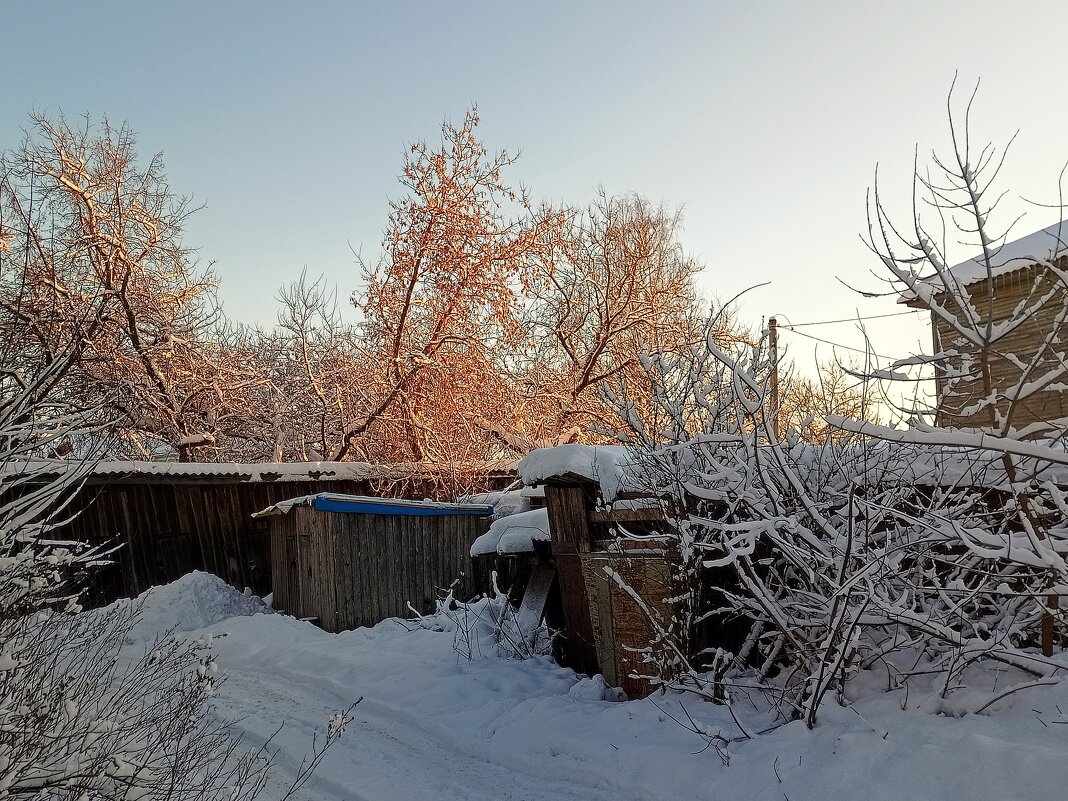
<box><xmin>268</xmin><ymin>506</ymin><xmax>493</xmax><ymax>632</ymax></box>
<box><xmin>931</xmin><ymin>260</ymin><xmax>1068</xmax><ymax>433</ymax></box>
<box><xmin>63</xmin><ymin>479</ymin><xmax>375</xmax><ymax>605</ymax></box>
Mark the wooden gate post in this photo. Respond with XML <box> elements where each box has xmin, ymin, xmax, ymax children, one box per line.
<box><xmin>543</xmin><ymin>483</ymin><xmax>600</xmax><ymax>676</ymax></box>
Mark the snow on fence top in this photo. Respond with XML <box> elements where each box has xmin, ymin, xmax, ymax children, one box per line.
<box><xmin>903</xmin><ymin>221</ymin><xmax>1068</xmax><ymax>300</ymax></box>
<box><xmin>11</xmin><ymin>459</ymin><xmax>516</xmax><ymax>485</ymax></box>
<box><xmin>470</xmin><ymin>507</ymin><xmax>550</xmax><ymax>556</ymax></box>
<box><xmin>518</xmin><ymin>440</ymin><xmax>1068</xmax><ymax>499</ymax></box>
<box><xmin>90</xmin><ymin>460</ymin><xmax>378</xmax><ymax>482</ymax></box>
<box><xmin>253</xmin><ymin>492</ymin><xmax>494</xmax><ymax>519</ymax></box>
<box><xmin>518</xmin><ymin>444</ymin><xmax>635</xmax><ymax>501</ymax></box>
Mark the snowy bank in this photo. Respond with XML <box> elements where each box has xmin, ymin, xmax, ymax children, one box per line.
<box><xmin>100</xmin><ymin>572</ymin><xmax>1068</xmax><ymax>801</ymax></box>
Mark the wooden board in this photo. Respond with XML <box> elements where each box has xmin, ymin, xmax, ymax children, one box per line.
<box><xmin>515</xmin><ymin>563</ymin><xmax>554</xmax><ymax>635</ymax></box>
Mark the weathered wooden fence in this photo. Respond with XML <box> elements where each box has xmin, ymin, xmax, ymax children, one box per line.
<box><xmin>267</xmin><ymin>501</ymin><xmax>494</xmax><ymax>632</ymax></box>
<box><xmin>51</xmin><ymin>462</ymin><xmax>513</xmax><ymax>607</ymax></box>
<box><xmin>64</xmin><ymin>477</ymin><xmax>375</xmax><ymax>604</ymax></box>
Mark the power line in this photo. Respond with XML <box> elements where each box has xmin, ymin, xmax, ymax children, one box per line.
<box><xmin>779</xmin><ymin>309</ymin><xmax>924</xmax><ymax>328</ymax></box>
<box><xmin>777</xmin><ymin>326</ymin><xmax>894</xmax><ymax>360</ymax></box>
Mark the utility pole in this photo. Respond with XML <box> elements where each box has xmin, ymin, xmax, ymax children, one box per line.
<box><xmin>768</xmin><ymin>316</ymin><xmax>780</xmax><ymax>441</ymax></box>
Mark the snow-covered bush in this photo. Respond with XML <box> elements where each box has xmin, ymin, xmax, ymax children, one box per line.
<box><xmin>416</xmin><ymin>578</ymin><xmax>552</xmax><ymax>662</ymax></box>
<box><xmin>608</xmin><ymin>305</ymin><xmax>1066</xmax><ymax>728</ymax></box>
<box><xmin>604</xmin><ymin>91</ymin><xmax>1068</xmax><ymax>727</ymax></box>
<box><xmin>0</xmin><ymin>356</ymin><xmax>350</xmax><ymax>797</ymax></box>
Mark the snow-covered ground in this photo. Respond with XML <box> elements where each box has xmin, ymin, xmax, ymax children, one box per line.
<box><xmin>122</xmin><ymin>573</ymin><xmax>1068</xmax><ymax>801</ymax></box>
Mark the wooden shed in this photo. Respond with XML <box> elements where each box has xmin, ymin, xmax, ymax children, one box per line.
<box><xmin>258</xmin><ymin>493</ymin><xmax>495</xmax><ymax>632</ymax></box>
<box><xmin>541</xmin><ymin>478</ymin><xmax>676</xmax><ymax>700</ymax></box>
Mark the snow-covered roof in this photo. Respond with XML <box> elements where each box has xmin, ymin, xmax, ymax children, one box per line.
<box><xmin>470</xmin><ymin>507</ymin><xmax>550</xmax><ymax>556</ymax></box>
<box><xmin>518</xmin><ymin>440</ymin><xmax>1068</xmax><ymax>501</ymax></box>
<box><xmin>904</xmin><ymin>222</ymin><xmax>1068</xmax><ymax>302</ymax></box>
<box><xmin>10</xmin><ymin>458</ymin><xmax>516</xmax><ymax>485</ymax></box>
<box><xmin>947</xmin><ymin>222</ymin><xmax>1068</xmax><ymax>287</ymax></box>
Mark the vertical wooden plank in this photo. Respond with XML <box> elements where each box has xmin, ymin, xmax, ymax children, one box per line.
<box><xmin>453</xmin><ymin>516</ymin><xmax>465</xmax><ymax>598</ymax></box>
<box><xmin>331</xmin><ymin>514</ymin><xmax>348</xmax><ymax>631</ymax></box>
<box><xmin>185</xmin><ymin>487</ymin><xmax>210</xmax><ymax>583</ymax></box>
<box><xmin>351</xmin><ymin>516</ymin><xmax>366</xmax><ymax>626</ymax></box>
<box><xmin>435</xmin><ymin>514</ymin><xmax>447</xmax><ymax>602</ymax></box>
<box><xmin>388</xmin><ymin>514</ymin><xmax>405</xmax><ymax>619</ymax></box>
<box><xmin>420</xmin><ymin>515</ymin><xmax>435</xmax><ymax>614</ymax></box>
<box><xmin>404</xmin><ymin>516</ymin><xmax>419</xmax><ymax>618</ymax></box>
<box><xmin>380</xmin><ymin>516</ymin><xmax>397</xmax><ymax>623</ymax></box>
<box><xmin>344</xmin><ymin>513</ymin><xmax>359</xmax><ymax>630</ymax></box>
<box><xmin>200</xmin><ymin>485</ymin><xmax>218</xmax><ymax>580</ymax></box>
<box><xmin>269</xmin><ymin>514</ymin><xmax>285</xmax><ymax>613</ymax></box>
<box><xmin>354</xmin><ymin>516</ymin><xmax>368</xmax><ymax>626</ymax></box>
<box><xmin>225</xmin><ymin>485</ymin><xmax>245</xmax><ymax>588</ymax></box>
<box><xmin>319</xmin><ymin>511</ymin><xmax>337</xmax><ymax>632</ymax></box>
<box><xmin>285</xmin><ymin>515</ymin><xmax>299</xmax><ymax>614</ymax></box>
<box><xmin>554</xmin><ymin>551</ymin><xmax>600</xmax><ymax>676</ymax></box>
<box><xmin>366</xmin><ymin>516</ymin><xmax>384</xmax><ymax>626</ymax></box>
<box><xmin>296</xmin><ymin>508</ymin><xmax>317</xmax><ymax>621</ymax></box>
<box><xmin>543</xmin><ymin>482</ymin><xmax>599</xmax><ymax>675</ymax></box>
<box><xmin>544</xmin><ymin>485</ymin><xmax>593</xmax><ymax>551</ymax></box>
<box><xmin>116</xmin><ymin>489</ymin><xmax>141</xmax><ymax>595</ymax></box>
<box><xmin>386</xmin><ymin>515</ymin><xmax>402</xmax><ymax>619</ymax></box>
<box><xmin>592</xmin><ymin>556</ymin><xmax>617</xmax><ymax>686</ymax></box>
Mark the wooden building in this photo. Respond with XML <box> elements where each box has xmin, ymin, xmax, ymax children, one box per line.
<box><xmin>906</xmin><ymin>223</ymin><xmax>1068</xmax><ymax>434</ymax></box>
<box><xmin>258</xmin><ymin>493</ymin><xmax>494</xmax><ymax>632</ymax></box>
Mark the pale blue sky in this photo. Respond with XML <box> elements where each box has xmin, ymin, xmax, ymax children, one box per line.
<box><xmin>5</xmin><ymin>1</ymin><xmax>1068</xmax><ymax>374</ymax></box>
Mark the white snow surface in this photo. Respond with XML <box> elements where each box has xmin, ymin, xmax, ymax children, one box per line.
<box><xmin>470</xmin><ymin>507</ymin><xmax>550</xmax><ymax>556</ymax></box>
<box><xmin>113</xmin><ymin>571</ymin><xmax>274</xmax><ymax>641</ymax></box>
<box><xmin>518</xmin><ymin>445</ymin><xmax>635</xmax><ymax>500</ymax></box>
<box><xmin>106</xmin><ymin>571</ymin><xmax>1068</xmax><ymax>801</ymax></box>
<box><xmin>902</xmin><ymin>221</ymin><xmax>1068</xmax><ymax>301</ymax></box>
<box><xmin>947</xmin><ymin>221</ymin><xmax>1068</xmax><ymax>286</ymax></box>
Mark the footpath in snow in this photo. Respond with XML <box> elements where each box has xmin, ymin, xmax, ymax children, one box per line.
<box><xmin>119</xmin><ymin>573</ymin><xmax>1068</xmax><ymax>801</ymax></box>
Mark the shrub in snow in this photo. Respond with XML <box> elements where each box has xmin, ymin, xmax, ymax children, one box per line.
<box><xmin>0</xmin><ymin>357</ymin><xmax>349</xmax><ymax>798</ymax></box>
<box><xmin>415</xmin><ymin>577</ymin><xmax>552</xmax><ymax>662</ymax></box>
<box><xmin>608</xmin><ymin>292</ymin><xmax>1067</xmax><ymax>727</ymax></box>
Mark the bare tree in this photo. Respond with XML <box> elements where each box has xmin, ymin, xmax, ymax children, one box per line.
<box><xmin>0</xmin><ymin>114</ymin><xmax>267</xmax><ymax>462</ymax></box>
<box><xmin>599</xmin><ymin>85</ymin><xmax>1068</xmax><ymax>727</ymax></box>
<box><xmin>506</xmin><ymin>191</ymin><xmax>706</xmax><ymax>450</ymax></box>
<box><xmin>777</xmin><ymin>358</ymin><xmax>876</xmax><ymax>443</ymax></box>
<box><xmin>341</xmin><ymin>108</ymin><xmax>565</xmax><ymax>465</ymax></box>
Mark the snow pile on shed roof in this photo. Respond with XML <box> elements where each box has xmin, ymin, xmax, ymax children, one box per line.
<box><xmin>471</xmin><ymin>507</ymin><xmax>550</xmax><ymax>556</ymax></box>
<box><xmin>947</xmin><ymin>221</ymin><xmax>1068</xmax><ymax>286</ymax></box>
<box><xmin>519</xmin><ymin>444</ymin><xmax>636</xmax><ymax>501</ymax></box>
